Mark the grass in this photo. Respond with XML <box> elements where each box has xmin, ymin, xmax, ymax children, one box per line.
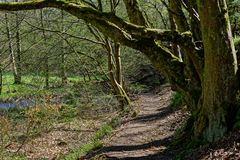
<box><xmin>1</xmin><ymin>74</ymin><xmax>59</xmax><ymax>100</ymax></box>
<box><xmin>62</xmin><ymin>123</ymin><xmax>113</xmax><ymax>160</ymax></box>
<box><xmin>1</xmin><ymin>100</ymin><xmax>101</xmax><ymax>159</ymax></box>
<box><xmin>0</xmin><ymin>152</ymin><xmax>27</xmax><ymax>160</ymax></box>
<box><xmin>0</xmin><ymin>73</ymin><xmax>101</xmax><ymax>100</ymax></box>
<box><xmin>2</xmin><ymin>104</ymin><xmax>78</xmax><ymax>124</ymax></box>
<box><xmin>62</xmin><ymin>114</ymin><xmax>125</xmax><ymax>159</ymax></box>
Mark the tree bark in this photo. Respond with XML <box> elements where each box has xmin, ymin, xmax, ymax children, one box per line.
<box><xmin>194</xmin><ymin>0</ymin><xmax>238</xmax><ymax>142</ymax></box>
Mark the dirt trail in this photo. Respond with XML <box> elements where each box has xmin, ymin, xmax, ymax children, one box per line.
<box><xmin>87</xmin><ymin>84</ymin><xmax>188</xmax><ymax>160</ymax></box>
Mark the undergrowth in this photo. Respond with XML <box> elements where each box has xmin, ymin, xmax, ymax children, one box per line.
<box><xmin>62</xmin><ymin>123</ymin><xmax>113</xmax><ymax>160</ymax></box>
<box><xmin>170</xmin><ymin>92</ymin><xmax>182</xmax><ymax>110</ymax></box>
<box><xmin>62</xmin><ymin>112</ymin><xmax>126</xmax><ymax>159</ymax></box>
<box><xmin>0</xmin><ymin>74</ymin><xmax>124</xmax><ymax>159</ymax></box>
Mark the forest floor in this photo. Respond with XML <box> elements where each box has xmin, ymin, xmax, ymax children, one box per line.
<box><xmin>2</xmin><ymin>82</ymin><xmax>240</xmax><ymax>159</ymax></box>
<box><xmin>83</xmin><ymin>84</ymin><xmax>240</xmax><ymax>160</ymax></box>
<box><xmin>83</xmin><ymin>84</ymin><xmax>189</xmax><ymax>159</ymax></box>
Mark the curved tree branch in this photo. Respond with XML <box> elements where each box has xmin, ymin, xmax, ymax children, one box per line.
<box><xmin>0</xmin><ymin>0</ymin><xmax>194</xmax><ymax>98</ymax></box>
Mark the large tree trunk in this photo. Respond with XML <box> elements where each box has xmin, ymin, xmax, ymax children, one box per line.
<box><xmin>193</xmin><ymin>0</ymin><xmax>238</xmax><ymax>142</ymax></box>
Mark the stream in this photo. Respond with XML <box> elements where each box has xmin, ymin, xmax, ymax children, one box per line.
<box><xmin>0</xmin><ymin>99</ymin><xmax>33</xmax><ymax>109</ymax></box>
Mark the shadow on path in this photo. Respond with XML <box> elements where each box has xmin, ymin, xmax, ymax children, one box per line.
<box><xmin>131</xmin><ymin>107</ymin><xmax>173</xmax><ymax>123</ymax></box>
<box><xmin>105</xmin><ymin>153</ymin><xmax>174</xmax><ymax>160</ymax></box>
<box><xmin>80</xmin><ymin>86</ymin><xmax>187</xmax><ymax>160</ymax></box>
<box><xmin>83</xmin><ymin>136</ymin><xmax>174</xmax><ymax>159</ymax></box>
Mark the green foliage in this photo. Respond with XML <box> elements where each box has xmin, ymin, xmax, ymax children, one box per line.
<box><xmin>234</xmin><ymin>90</ymin><xmax>240</xmax><ymax>128</ymax></box>
<box><xmin>0</xmin><ymin>153</ymin><xmax>27</xmax><ymax>160</ymax></box>
<box><xmin>0</xmin><ymin>73</ymin><xmax>102</xmax><ymax>100</ymax></box>
<box><xmin>5</xmin><ymin>107</ymin><xmax>26</xmax><ymax>121</ymax></box>
<box><xmin>234</xmin><ymin>36</ymin><xmax>240</xmax><ymax>44</ymax></box>
<box><xmin>93</xmin><ymin>124</ymin><xmax>112</xmax><ymax>141</ymax></box>
<box><xmin>57</xmin><ymin>105</ymin><xmax>78</xmax><ymax>122</ymax></box>
<box><xmin>63</xmin><ymin>141</ymin><xmax>103</xmax><ymax>160</ymax></box>
<box><xmin>170</xmin><ymin>92</ymin><xmax>182</xmax><ymax>110</ymax></box>
<box><xmin>3</xmin><ymin>103</ymin><xmax>78</xmax><ymax>123</ymax></box>
<box><xmin>235</xmin><ymin>36</ymin><xmax>240</xmax><ymax>58</ymax></box>
<box><xmin>128</xmin><ymin>83</ymin><xmax>149</xmax><ymax>94</ymax></box>
<box><xmin>63</xmin><ymin>81</ymin><xmax>119</xmax><ymax>119</ymax></box>
<box><xmin>233</xmin><ymin>117</ymin><xmax>240</xmax><ymax>129</ymax></box>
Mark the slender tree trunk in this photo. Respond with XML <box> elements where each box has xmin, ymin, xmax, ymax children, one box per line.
<box><xmin>193</xmin><ymin>0</ymin><xmax>238</xmax><ymax>142</ymax></box>
<box><xmin>86</xmin><ymin>1</ymin><xmax>131</xmax><ymax>110</ymax></box>
<box><xmin>5</xmin><ymin>13</ymin><xmax>19</xmax><ymax>84</ymax></box>
<box><xmin>60</xmin><ymin>10</ymin><xmax>67</xmax><ymax>85</ymax></box>
<box><xmin>168</xmin><ymin>0</ymin><xmax>202</xmax><ymax>101</ymax></box>
<box><xmin>168</xmin><ymin>1</ymin><xmax>182</xmax><ymax>60</ymax></box>
<box><xmin>108</xmin><ymin>1</ymin><xmax>131</xmax><ymax>109</ymax></box>
<box><xmin>15</xmin><ymin>2</ymin><xmax>22</xmax><ymax>84</ymax></box>
<box><xmin>106</xmin><ymin>40</ymin><xmax>131</xmax><ymax>109</ymax></box>
<box><xmin>113</xmin><ymin>43</ymin><xmax>122</xmax><ymax>86</ymax></box>
<box><xmin>40</xmin><ymin>9</ymin><xmax>49</xmax><ymax>88</ymax></box>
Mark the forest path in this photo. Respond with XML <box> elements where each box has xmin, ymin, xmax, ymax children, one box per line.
<box><xmin>86</xmin><ymin>84</ymin><xmax>188</xmax><ymax>160</ymax></box>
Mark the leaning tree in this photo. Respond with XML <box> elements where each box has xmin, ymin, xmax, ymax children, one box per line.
<box><xmin>0</xmin><ymin>0</ymin><xmax>239</xmax><ymax>144</ymax></box>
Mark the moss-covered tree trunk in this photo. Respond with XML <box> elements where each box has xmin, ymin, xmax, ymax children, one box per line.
<box><xmin>106</xmin><ymin>40</ymin><xmax>131</xmax><ymax>110</ymax></box>
<box><xmin>193</xmin><ymin>0</ymin><xmax>238</xmax><ymax>142</ymax></box>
